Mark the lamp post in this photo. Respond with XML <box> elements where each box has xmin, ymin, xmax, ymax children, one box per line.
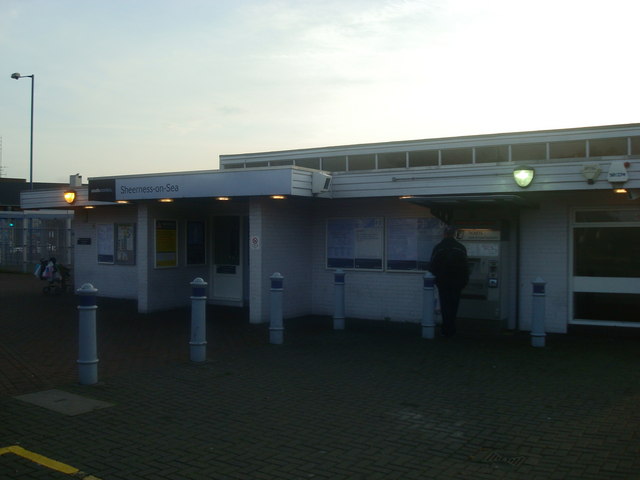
<box><xmin>10</xmin><ymin>73</ymin><xmax>34</xmax><ymax>190</ymax></box>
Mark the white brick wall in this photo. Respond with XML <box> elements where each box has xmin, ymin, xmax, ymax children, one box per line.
<box><xmin>140</xmin><ymin>203</ymin><xmax>221</xmax><ymax>313</ymax></box>
<box><xmin>249</xmin><ymin>197</ymin><xmax>313</xmax><ymax>323</ymax></box>
<box><xmin>519</xmin><ymin>199</ymin><xmax>570</xmax><ymax>333</ymax></box>
<box><xmin>75</xmin><ymin>203</ymin><xmax>219</xmax><ymax>312</ymax></box>
<box><xmin>73</xmin><ymin>189</ymin><xmax>630</xmax><ymax>330</ymax></box>
<box><xmin>311</xmin><ymin>198</ymin><xmax>432</xmax><ymax>323</ymax></box>
<box><xmin>73</xmin><ymin>206</ymin><xmax>138</xmax><ymax>299</ymax></box>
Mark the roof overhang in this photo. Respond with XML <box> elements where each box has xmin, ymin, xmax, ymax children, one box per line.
<box><xmin>88</xmin><ymin>167</ymin><xmax>325</xmax><ymax>202</ymax></box>
<box><xmin>402</xmin><ymin>194</ymin><xmax>535</xmax><ymax>208</ymax></box>
<box><xmin>402</xmin><ymin>194</ymin><xmax>537</xmax><ymax>223</ymax></box>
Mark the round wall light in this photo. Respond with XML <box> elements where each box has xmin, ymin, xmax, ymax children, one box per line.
<box><xmin>513</xmin><ymin>166</ymin><xmax>535</xmax><ymax>188</ymax></box>
<box><xmin>63</xmin><ymin>190</ymin><xmax>77</xmax><ymax>204</ymax></box>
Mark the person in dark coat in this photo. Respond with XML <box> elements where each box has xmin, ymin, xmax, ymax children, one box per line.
<box><xmin>429</xmin><ymin>226</ymin><xmax>470</xmax><ymax>337</ymax></box>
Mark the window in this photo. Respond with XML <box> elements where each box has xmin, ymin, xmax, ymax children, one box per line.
<box><xmin>475</xmin><ymin>145</ymin><xmax>509</xmax><ymax>163</ymax></box>
<box><xmin>378</xmin><ymin>152</ymin><xmax>406</xmax><ymax>169</ymax></box>
<box><xmin>295</xmin><ymin>158</ymin><xmax>320</xmax><ymax>169</ymax></box>
<box><xmin>270</xmin><ymin>159</ymin><xmax>294</xmax><ymax>166</ymax></box>
<box><xmin>549</xmin><ymin>140</ymin><xmax>585</xmax><ymax>159</ymax></box>
<box><xmin>512</xmin><ymin>143</ymin><xmax>546</xmax><ymax>162</ymax></box>
<box><xmin>572</xmin><ymin>208</ymin><xmax>640</xmax><ymax>326</ymax></box>
<box><xmin>322</xmin><ymin>156</ymin><xmax>347</xmax><ymax>172</ymax></box>
<box><xmin>186</xmin><ymin>221</ymin><xmax>206</xmax><ymax>265</ymax></box>
<box><xmin>574</xmin><ymin>292</ymin><xmax>639</xmax><ymax>323</ymax></box>
<box><xmin>441</xmin><ymin>148</ymin><xmax>472</xmax><ymax>165</ymax></box>
<box><xmin>214</xmin><ymin>216</ymin><xmax>240</xmax><ymax>266</ymax></box>
<box><xmin>573</xmin><ymin>227</ymin><xmax>640</xmax><ymax>277</ymax></box>
<box><xmin>348</xmin><ymin>154</ymin><xmax>376</xmax><ymax>171</ymax></box>
<box><xmin>589</xmin><ymin>137</ymin><xmax>627</xmax><ymax>157</ymax></box>
<box><xmin>409</xmin><ymin>150</ymin><xmax>439</xmax><ymax>167</ymax></box>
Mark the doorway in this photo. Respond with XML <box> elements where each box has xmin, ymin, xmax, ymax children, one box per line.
<box><xmin>571</xmin><ymin>208</ymin><xmax>640</xmax><ymax>327</ymax></box>
<box><xmin>211</xmin><ymin>216</ymin><xmax>243</xmax><ymax>304</ymax></box>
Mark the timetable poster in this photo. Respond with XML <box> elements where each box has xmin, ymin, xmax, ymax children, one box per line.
<box><xmin>327</xmin><ymin>218</ymin><xmax>383</xmax><ymax>269</ymax></box>
<box><xmin>155</xmin><ymin>220</ymin><xmax>177</xmax><ymax>268</ymax></box>
<box><xmin>116</xmin><ymin>223</ymin><xmax>136</xmax><ymax>265</ymax></box>
<box><xmin>387</xmin><ymin>218</ymin><xmax>444</xmax><ymax>270</ymax></box>
<box><xmin>97</xmin><ymin>224</ymin><xmax>115</xmax><ymax>264</ymax></box>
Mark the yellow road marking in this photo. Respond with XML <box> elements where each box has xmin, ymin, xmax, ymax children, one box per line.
<box><xmin>0</xmin><ymin>445</ymin><xmax>102</xmax><ymax>478</ymax></box>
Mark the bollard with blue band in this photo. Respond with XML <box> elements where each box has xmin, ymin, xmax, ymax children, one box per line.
<box><xmin>531</xmin><ymin>277</ymin><xmax>546</xmax><ymax>347</ymax></box>
<box><xmin>190</xmin><ymin>277</ymin><xmax>208</xmax><ymax>362</ymax></box>
<box><xmin>77</xmin><ymin>283</ymin><xmax>99</xmax><ymax>385</ymax></box>
<box><xmin>333</xmin><ymin>269</ymin><xmax>346</xmax><ymax>330</ymax></box>
<box><xmin>421</xmin><ymin>272</ymin><xmax>436</xmax><ymax>339</ymax></box>
<box><xmin>270</xmin><ymin>272</ymin><xmax>284</xmax><ymax>344</ymax></box>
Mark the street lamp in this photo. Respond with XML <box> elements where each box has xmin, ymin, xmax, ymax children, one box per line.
<box><xmin>10</xmin><ymin>72</ymin><xmax>35</xmax><ymax>190</ymax></box>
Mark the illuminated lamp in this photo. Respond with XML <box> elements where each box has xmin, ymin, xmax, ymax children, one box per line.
<box><xmin>513</xmin><ymin>166</ymin><xmax>535</xmax><ymax>188</ymax></box>
<box><xmin>63</xmin><ymin>190</ymin><xmax>77</xmax><ymax>204</ymax></box>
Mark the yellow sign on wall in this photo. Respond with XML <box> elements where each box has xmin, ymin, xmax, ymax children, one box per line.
<box><xmin>155</xmin><ymin>220</ymin><xmax>177</xmax><ymax>267</ymax></box>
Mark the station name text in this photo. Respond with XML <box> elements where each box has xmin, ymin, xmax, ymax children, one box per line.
<box><xmin>120</xmin><ymin>184</ymin><xmax>180</xmax><ymax>195</ymax></box>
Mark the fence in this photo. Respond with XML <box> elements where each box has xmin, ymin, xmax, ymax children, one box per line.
<box><xmin>0</xmin><ymin>215</ymin><xmax>73</xmax><ymax>273</ymax></box>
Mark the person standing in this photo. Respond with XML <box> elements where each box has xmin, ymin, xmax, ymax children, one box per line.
<box><xmin>429</xmin><ymin>226</ymin><xmax>470</xmax><ymax>337</ymax></box>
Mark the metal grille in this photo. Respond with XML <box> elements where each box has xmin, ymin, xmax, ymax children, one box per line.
<box><xmin>0</xmin><ymin>219</ymin><xmax>73</xmax><ymax>272</ymax></box>
<box><xmin>481</xmin><ymin>451</ymin><xmax>527</xmax><ymax>467</ymax></box>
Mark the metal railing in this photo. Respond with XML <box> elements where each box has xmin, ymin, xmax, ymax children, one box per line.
<box><xmin>0</xmin><ymin>224</ymin><xmax>73</xmax><ymax>272</ymax></box>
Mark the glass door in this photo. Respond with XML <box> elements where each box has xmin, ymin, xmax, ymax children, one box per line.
<box><xmin>212</xmin><ymin>216</ymin><xmax>243</xmax><ymax>303</ymax></box>
<box><xmin>571</xmin><ymin>208</ymin><xmax>640</xmax><ymax>327</ymax></box>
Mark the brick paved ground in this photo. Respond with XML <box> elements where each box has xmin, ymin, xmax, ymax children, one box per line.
<box><xmin>1</xmin><ymin>272</ymin><xmax>640</xmax><ymax>479</ymax></box>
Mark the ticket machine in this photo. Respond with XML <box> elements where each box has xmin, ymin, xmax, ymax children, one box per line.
<box><xmin>456</xmin><ymin>226</ymin><xmax>509</xmax><ymax>323</ymax></box>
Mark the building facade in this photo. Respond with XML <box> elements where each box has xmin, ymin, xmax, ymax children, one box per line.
<box><xmin>22</xmin><ymin>124</ymin><xmax>640</xmax><ymax>332</ymax></box>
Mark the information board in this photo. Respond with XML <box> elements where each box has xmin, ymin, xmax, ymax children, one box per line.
<box><xmin>327</xmin><ymin>218</ymin><xmax>383</xmax><ymax>269</ymax></box>
<box><xmin>97</xmin><ymin>224</ymin><xmax>114</xmax><ymax>264</ymax></box>
<box><xmin>386</xmin><ymin>218</ymin><xmax>444</xmax><ymax>270</ymax></box>
<box><xmin>116</xmin><ymin>223</ymin><xmax>136</xmax><ymax>265</ymax></box>
<box><xmin>155</xmin><ymin>220</ymin><xmax>177</xmax><ymax>268</ymax></box>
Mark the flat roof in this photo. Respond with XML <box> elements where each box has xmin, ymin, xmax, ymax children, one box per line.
<box><xmin>220</xmin><ymin>123</ymin><xmax>640</xmax><ymax>164</ymax></box>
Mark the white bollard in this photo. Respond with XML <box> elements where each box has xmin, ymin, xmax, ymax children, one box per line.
<box><xmin>270</xmin><ymin>273</ymin><xmax>284</xmax><ymax>344</ymax></box>
<box><xmin>531</xmin><ymin>277</ymin><xmax>547</xmax><ymax>347</ymax></box>
<box><xmin>190</xmin><ymin>277</ymin><xmax>208</xmax><ymax>362</ymax></box>
<box><xmin>77</xmin><ymin>283</ymin><xmax>99</xmax><ymax>385</ymax></box>
<box><xmin>333</xmin><ymin>269</ymin><xmax>345</xmax><ymax>330</ymax></box>
<box><xmin>422</xmin><ymin>273</ymin><xmax>436</xmax><ymax>339</ymax></box>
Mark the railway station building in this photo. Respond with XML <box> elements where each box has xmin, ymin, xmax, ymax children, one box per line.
<box><xmin>21</xmin><ymin>123</ymin><xmax>640</xmax><ymax>333</ymax></box>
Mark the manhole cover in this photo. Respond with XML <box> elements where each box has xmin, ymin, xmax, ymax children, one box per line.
<box><xmin>14</xmin><ymin>389</ymin><xmax>114</xmax><ymax>416</ymax></box>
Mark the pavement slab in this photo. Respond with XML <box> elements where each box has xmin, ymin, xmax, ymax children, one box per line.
<box><xmin>1</xmin><ymin>273</ymin><xmax>640</xmax><ymax>479</ymax></box>
<box><xmin>14</xmin><ymin>389</ymin><xmax>114</xmax><ymax>416</ymax></box>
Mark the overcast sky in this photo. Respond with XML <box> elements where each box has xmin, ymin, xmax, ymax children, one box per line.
<box><xmin>1</xmin><ymin>0</ymin><xmax>639</xmax><ymax>183</ymax></box>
